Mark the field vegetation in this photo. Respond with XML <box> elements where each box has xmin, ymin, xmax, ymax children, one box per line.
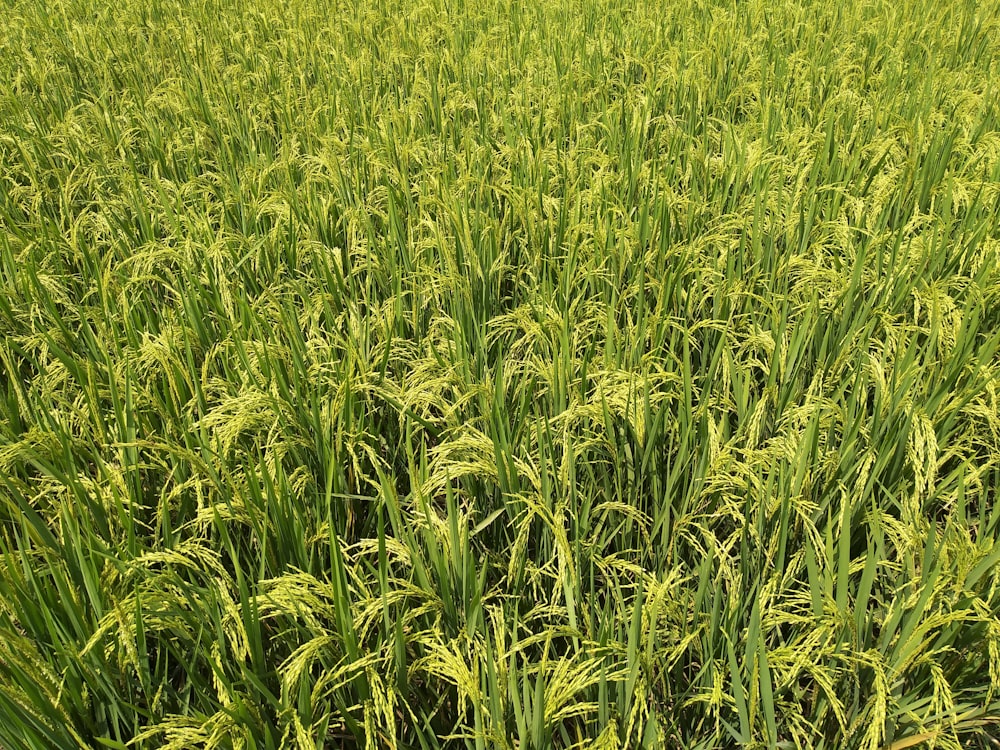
<box><xmin>1</xmin><ymin>0</ymin><xmax>1000</xmax><ymax>747</ymax></box>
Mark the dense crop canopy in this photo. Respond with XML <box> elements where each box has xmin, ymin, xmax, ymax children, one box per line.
<box><xmin>1</xmin><ymin>0</ymin><xmax>1000</xmax><ymax>747</ymax></box>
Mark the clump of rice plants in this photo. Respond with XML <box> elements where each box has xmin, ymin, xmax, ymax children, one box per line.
<box><xmin>1</xmin><ymin>0</ymin><xmax>1000</xmax><ymax>747</ymax></box>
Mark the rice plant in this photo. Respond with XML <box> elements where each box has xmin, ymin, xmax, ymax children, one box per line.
<box><xmin>1</xmin><ymin>0</ymin><xmax>1000</xmax><ymax>747</ymax></box>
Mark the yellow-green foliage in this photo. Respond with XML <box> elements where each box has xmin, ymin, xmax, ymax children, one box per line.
<box><xmin>1</xmin><ymin>0</ymin><xmax>1000</xmax><ymax>747</ymax></box>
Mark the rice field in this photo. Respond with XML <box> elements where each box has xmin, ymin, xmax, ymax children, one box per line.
<box><xmin>1</xmin><ymin>0</ymin><xmax>1000</xmax><ymax>747</ymax></box>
